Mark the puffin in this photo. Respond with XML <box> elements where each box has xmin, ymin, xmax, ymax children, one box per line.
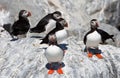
<box><xmin>40</xmin><ymin>18</ymin><xmax>68</xmax><ymax>44</ymax></box>
<box><xmin>3</xmin><ymin>10</ymin><xmax>31</xmax><ymax>39</ymax></box>
<box><xmin>45</xmin><ymin>34</ymin><xmax>65</xmax><ymax>74</ymax></box>
<box><xmin>83</xmin><ymin>19</ymin><xmax>115</xmax><ymax>59</ymax></box>
<box><xmin>83</xmin><ymin>19</ymin><xmax>103</xmax><ymax>59</ymax></box>
<box><xmin>30</xmin><ymin>11</ymin><xmax>62</xmax><ymax>33</ymax></box>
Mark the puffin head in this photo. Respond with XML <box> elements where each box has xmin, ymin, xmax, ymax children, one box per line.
<box><xmin>19</xmin><ymin>10</ymin><xmax>31</xmax><ymax>18</ymax></box>
<box><xmin>48</xmin><ymin>34</ymin><xmax>57</xmax><ymax>45</ymax></box>
<box><xmin>58</xmin><ymin>18</ymin><xmax>68</xmax><ymax>27</ymax></box>
<box><xmin>52</xmin><ymin>11</ymin><xmax>62</xmax><ymax>20</ymax></box>
<box><xmin>90</xmin><ymin>19</ymin><xmax>99</xmax><ymax>29</ymax></box>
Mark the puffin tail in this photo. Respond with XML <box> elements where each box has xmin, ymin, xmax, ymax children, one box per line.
<box><xmin>40</xmin><ymin>40</ymin><xmax>44</xmax><ymax>44</ymax></box>
<box><xmin>40</xmin><ymin>39</ymin><xmax>48</xmax><ymax>44</ymax></box>
<box><xmin>3</xmin><ymin>23</ymin><xmax>12</xmax><ymax>34</ymax></box>
<box><xmin>110</xmin><ymin>35</ymin><xmax>115</xmax><ymax>42</ymax></box>
<box><xmin>3</xmin><ymin>23</ymin><xmax>14</xmax><ymax>39</ymax></box>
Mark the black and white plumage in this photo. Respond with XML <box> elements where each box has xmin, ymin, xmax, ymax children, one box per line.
<box><xmin>45</xmin><ymin>45</ymin><xmax>64</xmax><ymax>63</ymax></box>
<box><xmin>45</xmin><ymin>33</ymin><xmax>64</xmax><ymax>64</ymax></box>
<box><xmin>40</xmin><ymin>18</ymin><xmax>68</xmax><ymax>44</ymax></box>
<box><xmin>84</xmin><ymin>30</ymin><xmax>101</xmax><ymax>48</ymax></box>
<box><xmin>30</xmin><ymin>11</ymin><xmax>62</xmax><ymax>33</ymax></box>
<box><xmin>3</xmin><ymin>10</ymin><xmax>31</xmax><ymax>39</ymax></box>
<box><xmin>83</xmin><ymin>19</ymin><xmax>101</xmax><ymax>48</ymax></box>
<box><xmin>84</xmin><ymin>19</ymin><xmax>115</xmax><ymax>47</ymax></box>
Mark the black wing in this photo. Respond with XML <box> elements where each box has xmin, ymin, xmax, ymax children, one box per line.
<box><xmin>97</xmin><ymin>29</ymin><xmax>114</xmax><ymax>43</ymax></box>
<box><xmin>12</xmin><ymin>20</ymin><xmax>30</xmax><ymax>36</ymax></box>
<box><xmin>3</xmin><ymin>23</ymin><xmax>12</xmax><ymax>34</ymax></box>
<box><xmin>30</xmin><ymin>14</ymin><xmax>52</xmax><ymax>33</ymax></box>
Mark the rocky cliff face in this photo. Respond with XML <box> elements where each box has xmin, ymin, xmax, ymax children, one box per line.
<box><xmin>0</xmin><ymin>0</ymin><xmax>120</xmax><ymax>46</ymax></box>
<box><xmin>0</xmin><ymin>37</ymin><xmax>119</xmax><ymax>78</ymax></box>
<box><xmin>0</xmin><ymin>0</ymin><xmax>120</xmax><ymax>78</ymax></box>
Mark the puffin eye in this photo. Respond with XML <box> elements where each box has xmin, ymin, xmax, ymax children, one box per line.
<box><xmin>91</xmin><ymin>21</ymin><xmax>96</xmax><ymax>25</ymax></box>
<box><xmin>53</xmin><ymin>14</ymin><xmax>61</xmax><ymax>19</ymax></box>
<box><xmin>24</xmin><ymin>11</ymin><xmax>28</xmax><ymax>15</ymax></box>
<box><xmin>24</xmin><ymin>11</ymin><xmax>27</xmax><ymax>13</ymax></box>
<box><xmin>22</xmin><ymin>11</ymin><xmax>28</xmax><ymax>17</ymax></box>
<box><xmin>1</xmin><ymin>30</ymin><xmax>4</xmax><ymax>32</ymax></box>
<box><xmin>56</xmin><ymin>14</ymin><xmax>60</xmax><ymax>17</ymax></box>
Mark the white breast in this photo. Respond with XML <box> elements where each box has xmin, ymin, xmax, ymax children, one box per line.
<box><xmin>45</xmin><ymin>19</ymin><xmax>56</xmax><ymax>34</ymax></box>
<box><xmin>55</xmin><ymin>29</ymin><xmax>68</xmax><ymax>43</ymax></box>
<box><xmin>45</xmin><ymin>45</ymin><xmax>64</xmax><ymax>63</ymax></box>
<box><xmin>86</xmin><ymin>31</ymin><xmax>101</xmax><ymax>47</ymax></box>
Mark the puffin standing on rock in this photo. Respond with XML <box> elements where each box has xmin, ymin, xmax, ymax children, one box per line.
<box><xmin>30</xmin><ymin>11</ymin><xmax>62</xmax><ymax>33</ymax></box>
<box><xmin>83</xmin><ymin>19</ymin><xmax>115</xmax><ymax>58</ymax></box>
<box><xmin>40</xmin><ymin>18</ymin><xmax>68</xmax><ymax>44</ymax></box>
<box><xmin>3</xmin><ymin>10</ymin><xmax>31</xmax><ymax>40</ymax></box>
<box><xmin>45</xmin><ymin>34</ymin><xmax>65</xmax><ymax>74</ymax></box>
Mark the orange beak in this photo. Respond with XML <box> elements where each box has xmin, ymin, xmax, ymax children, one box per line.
<box><xmin>96</xmin><ymin>22</ymin><xmax>99</xmax><ymax>27</ymax></box>
<box><xmin>27</xmin><ymin>11</ymin><xmax>31</xmax><ymax>17</ymax></box>
<box><xmin>64</xmin><ymin>23</ymin><xmax>68</xmax><ymax>27</ymax></box>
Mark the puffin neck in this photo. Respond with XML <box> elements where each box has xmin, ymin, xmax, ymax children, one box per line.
<box><xmin>91</xmin><ymin>27</ymin><xmax>97</xmax><ymax>31</ymax></box>
<box><xmin>56</xmin><ymin>22</ymin><xmax>64</xmax><ymax>30</ymax></box>
<box><xmin>19</xmin><ymin>16</ymin><xmax>29</xmax><ymax>21</ymax></box>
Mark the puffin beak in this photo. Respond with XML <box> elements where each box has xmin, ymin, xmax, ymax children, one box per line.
<box><xmin>64</xmin><ymin>23</ymin><xmax>68</xmax><ymax>27</ymax></box>
<box><xmin>96</xmin><ymin>22</ymin><xmax>99</xmax><ymax>27</ymax></box>
<box><xmin>27</xmin><ymin>11</ymin><xmax>31</xmax><ymax>17</ymax></box>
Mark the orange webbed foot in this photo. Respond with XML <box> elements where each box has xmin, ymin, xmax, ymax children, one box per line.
<box><xmin>57</xmin><ymin>68</ymin><xmax>63</xmax><ymax>74</ymax></box>
<box><xmin>95</xmin><ymin>54</ymin><xmax>103</xmax><ymax>59</ymax></box>
<box><xmin>48</xmin><ymin>69</ymin><xmax>54</xmax><ymax>74</ymax></box>
<box><xmin>88</xmin><ymin>52</ymin><xmax>93</xmax><ymax>58</ymax></box>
